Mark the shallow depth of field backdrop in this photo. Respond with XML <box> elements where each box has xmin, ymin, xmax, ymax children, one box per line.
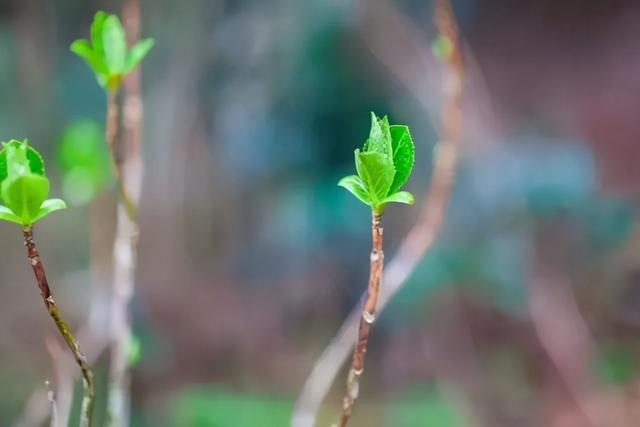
<box><xmin>1</xmin><ymin>0</ymin><xmax>640</xmax><ymax>426</ymax></box>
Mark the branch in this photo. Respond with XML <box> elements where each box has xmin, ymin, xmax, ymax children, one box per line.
<box><xmin>528</xmin><ymin>222</ymin><xmax>606</xmax><ymax>425</ymax></box>
<box><xmin>107</xmin><ymin>1</ymin><xmax>146</xmax><ymax>425</ymax></box>
<box><xmin>23</xmin><ymin>226</ymin><xmax>95</xmax><ymax>427</ymax></box>
<box><xmin>292</xmin><ymin>1</ymin><xmax>464</xmax><ymax>425</ymax></box>
<box><xmin>45</xmin><ymin>380</ymin><xmax>58</xmax><ymax>427</ymax></box>
<box><xmin>335</xmin><ymin>213</ymin><xmax>384</xmax><ymax>426</ymax></box>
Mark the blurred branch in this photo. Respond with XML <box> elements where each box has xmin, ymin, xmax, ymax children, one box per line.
<box><xmin>12</xmin><ymin>387</ymin><xmax>52</xmax><ymax>427</ymax></box>
<box><xmin>528</xmin><ymin>221</ymin><xmax>605</xmax><ymax>426</ymax></box>
<box><xmin>107</xmin><ymin>0</ymin><xmax>146</xmax><ymax>425</ymax></box>
<box><xmin>45</xmin><ymin>379</ymin><xmax>58</xmax><ymax>427</ymax></box>
<box><xmin>45</xmin><ymin>337</ymin><xmax>74</xmax><ymax>427</ymax></box>
<box><xmin>292</xmin><ymin>1</ymin><xmax>465</xmax><ymax>425</ymax></box>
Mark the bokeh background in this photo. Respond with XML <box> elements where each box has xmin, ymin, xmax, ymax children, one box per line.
<box><xmin>1</xmin><ymin>0</ymin><xmax>640</xmax><ymax>426</ymax></box>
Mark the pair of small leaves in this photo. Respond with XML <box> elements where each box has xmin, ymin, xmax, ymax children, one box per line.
<box><xmin>339</xmin><ymin>113</ymin><xmax>415</xmax><ymax>213</ymax></box>
<box><xmin>71</xmin><ymin>11</ymin><xmax>154</xmax><ymax>91</ymax></box>
<box><xmin>0</xmin><ymin>140</ymin><xmax>66</xmax><ymax>226</ymax></box>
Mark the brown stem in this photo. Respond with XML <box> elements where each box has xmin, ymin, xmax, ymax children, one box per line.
<box><xmin>106</xmin><ymin>89</ymin><xmax>138</xmax><ymax>221</ymax></box>
<box><xmin>336</xmin><ymin>212</ymin><xmax>384</xmax><ymax>427</ymax></box>
<box><xmin>23</xmin><ymin>226</ymin><xmax>95</xmax><ymax>427</ymax></box>
<box><xmin>107</xmin><ymin>2</ymin><xmax>145</xmax><ymax>425</ymax></box>
<box><xmin>292</xmin><ymin>1</ymin><xmax>464</xmax><ymax>425</ymax></box>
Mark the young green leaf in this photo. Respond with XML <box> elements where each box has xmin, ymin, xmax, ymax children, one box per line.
<box><xmin>32</xmin><ymin>199</ymin><xmax>67</xmax><ymax>223</ymax></box>
<box><xmin>26</xmin><ymin>146</ymin><xmax>45</xmax><ymax>176</ymax></box>
<box><xmin>70</xmin><ymin>39</ymin><xmax>95</xmax><ymax>64</ymax></box>
<box><xmin>125</xmin><ymin>38</ymin><xmax>155</xmax><ymax>73</ymax></box>
<box><xmin>0</xmin><ymin>205</ymin><xmax>22</xmax><ymax>224</ymax></box>
<box><xmin>71</xmin><ymin>10</ymin><xmax>154</xmax><ymax>91</ymax></box>
<box><xmin>338</xmin><ymin>175</ymin><xmax>371</xmax><ymax>206</ymax></box>
<box><xmin>388</xmin><ymin>125</ymin><xmax>415</xmax><ymax>194</ymax></box>
<box><xmin>102</xmin><ymin>15</ymin><xmax>127</xmax><ymax>73</ymax></box>
<box><xmin>366</xmin><ymin>112</ymin><xmax>393</xmax><ymax>158</ymax></box>
<box><xmin>355</xmin><ymin>150</ymin><xmax>395</xmax><ymax>208</ymax></box>
<box><xmin>0</xmin><ymin>140</ymin><xmax>66</xmax><ymax>226</ymax></box>
<box><xmin>339</xmin><ymin>113</ymin><xmax>415</xmax><ymax>213</ymax></box>
<box><xmin>90</xmin><ymin>11</ymin><xmax>108</xmax><ymax>58</ymax></box>
<box><xmin>2</xmin><ymin>174</ymin><xmax>50</xmax><ymax>224</ymax></box>
<box><xmin>383</xmin><ymin>191</ymin><xmax>415</xmax><ymax>206</ymax></box>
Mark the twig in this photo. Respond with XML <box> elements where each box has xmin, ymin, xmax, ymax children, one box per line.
<box><xmin>106</xmin><ymin>90</ymin><xmax>137</xmax><ymax>221</ymax></box>
<box><xmin>292</xmin><ymin>1</ymin><xmax>464</xmax><ymax>425</ymax></box>
<box><xmin>45</xmin><ymin>337</ymin><xmax>75</xmax><ymax>427</ymax></box>
<box><xmin>45</xmin><ymin>380</ymin><xmax>58</xmax><ymax>427</ymax></box>
<box><xmin>14</xmin><ymin>191</ymin><xmax>117</xmax><ymax>427</ymax></box>
<box><xmin>529</xmin><ymin>221</ymin><xmax>604</xmax><ymax>426</ymax></box>
<box><xmin>107</xmin><ymin>1</ymin><xmax>146</xmax><ymax>425</ymax></box>
<box><xmin>335</xmin><ymin>212</ymin><xmax>384</xmax><ymax>426</ymax></box>
<box><xmin>23</xmin><ymin>226</ymin><xmax>95</xmax><ymax>427</ymax></box>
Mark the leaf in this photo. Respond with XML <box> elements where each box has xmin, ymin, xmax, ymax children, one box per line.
<box><xmin>355</xmin><ymin>149</ymin><xmax>395</xmax><ymax>206</ymax></box>
<box><xmin>1</xmin><ymin>174</ymin><xmax>50</xmax><ymax>224</ymax></box>
<box><xmin>88</xmin><ymin>12</ymin><xmax>110</xmax><ymax>76</ymax></box>
<box><xmin>90</xmin><ymin>11</ymin><xmax>108</xmax><ymax>62</ymax></box>
<box><xmin>125</xmin><ymin>38</ymin><xmax>155</xmax><ymax>73</ymax></box>
<box><xmin>71</xmin><ymin>39</ymin><xmax>108</xmax><ymax>84</ymax></box>
<box><xmin>26</xmin><ymin>145</ymin><xmax>45</xmax><ymax>176</ymax></box>
<box><xmin>0</xmin><ymin>147</ymin><xmax>7</xmax><ymax>185</ymax></box>
<box><xmin>3</xmin><ymin>140</ymin><xmax>30</xmax><ymax>178</ymax></box>
<box><xmin>380</xmin><ymin>115</ymin><xmax>392</xmax><ymax>152</ymax></box>
<box><xmin>0</xmin><ymin>205</ymin><xmax>22</xmax><ymax>224</ymax></box>
<box><xmin>383</xmin><ymin>191</ymin><xmax>415</xmax><ymax>206</ymax></box>
<box><xmin>338</xmin><ymin>175</ymin><xmax>371</xmax><ymax>206</ymax></box>
<box><xmin>366</xmin><ymin>112</ymin><xmax>393</xmax><ymax>158</ymax></box>
<box><xmin>32</xmin><ymin>198</ymin><xmax>67</xmax><ymax>223</ymax></box>
<box><xmin>389</xmin><ymin>125</ymin><xmax>415</xmax><ymax>193</ymax></box>
<box><xmin>70</xmin><ymin>39</ymin><xmax>94</xmax><ymax>63</ymax></box>
<box><xmin>102</xmin><ymin>15</ymin><xmax>127</xmax><ymax>74</ymax></box>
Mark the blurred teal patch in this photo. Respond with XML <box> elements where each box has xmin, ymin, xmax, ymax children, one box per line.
<box><xmin>579</xmin><ymin>198</ymin><xmax>632</xmax><ymax>249</ymax></box>
<box><xmin>384</xmin><ymin>245</ymin><xmax>457</xmax><ymax>325</ymax></box>
<box><xmin>171</xmin><ymin>387</ymin><xmax>292</xmax><ymax>427</ymax></box>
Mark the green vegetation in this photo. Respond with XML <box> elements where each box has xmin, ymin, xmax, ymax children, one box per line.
<box><xmin>338</xmin><ymin>112</ymin><xmax>415</xmax><ymax>214</ymax></box>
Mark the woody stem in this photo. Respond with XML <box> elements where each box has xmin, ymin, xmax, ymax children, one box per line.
<box><xmin>23</xmin><ymin>226</ymin><xmax>95</xmax><ymax>427</ymax></box>
<box><xmin>336</xmin><ymin>211</ymin><xmax>384</xmax><ymax>427</ymax></box>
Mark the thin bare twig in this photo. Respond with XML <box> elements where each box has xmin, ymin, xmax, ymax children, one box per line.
<box><xmin>529</xmin><ymin>222</ymin><xmax>606</xmax><ymax>426</ymax></box>
<box><xmin>335</xmin><ymin>212</ymin><xmax>384</xmax><ymax>426</ymax></box>
<box><xmin>107</xmin><ymin>1</ymin><xmax>146</xmax><ymax>425</ymax></box>
<box><xmin>292</xmin><ymin>1</ymin><xmax>464</xmax><ymax>425</ymax></box>
<box><xmin>23</xmin><ymin>226</ymin><xmax>95</xmax><ymax>427</ymax></box>
<box><xmin>45</xmin><ymin>380</ymin><xmax>58</xmax><ymax>427</ymax></box>
<box><xmin>45</xmin><ymin>337</ymin><xmax>75</xmax><ymax>427</ymax></box>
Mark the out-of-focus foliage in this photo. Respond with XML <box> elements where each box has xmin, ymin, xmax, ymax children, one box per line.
<box><xmin>171</xmin><ymin>388</ymin><xmax>292</xmax><ymax>427</ymax></box>
<box><xmin>0</xmin><ymin>1</ymin><xmax>639</xmax><ymax>426</ymax></box>
<box><xmin>593</xmin><ymin>344</ymin><xmax>634</xmax><ymax>386</ymax></box>
<box><xmin>384</xmin><ymin>389</ymin><xmax>471</xmax><ymax>427</ymax></box>
<box><xmin>57</xmin><ymin>119</ymin><xmax>110</xmax><ymax>206</ymax></box>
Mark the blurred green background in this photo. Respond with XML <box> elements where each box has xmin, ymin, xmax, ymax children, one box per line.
<box><xmin>2</xmin><ymin>0</ymin><xmax>640</xmax><ymax>426</ymax></box>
